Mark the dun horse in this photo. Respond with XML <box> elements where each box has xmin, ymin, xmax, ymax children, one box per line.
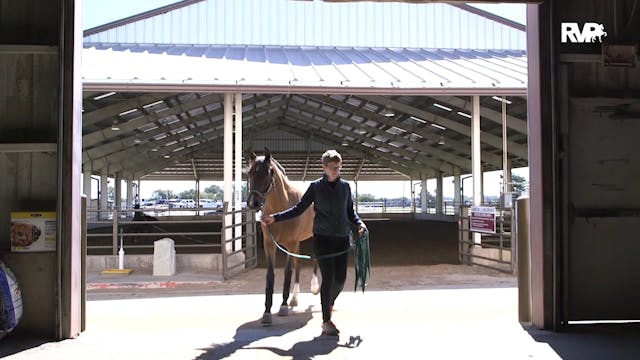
<box><xmin>246</xmin><ymin>148</ymin><xmax>318</xmax><ymax>325</ymax></box>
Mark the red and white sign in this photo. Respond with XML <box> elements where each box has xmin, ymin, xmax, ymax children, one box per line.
<box><xmin>469</xmin><ymin>206</ymin><xmax>496</xmax><ymax>234</ymax></box>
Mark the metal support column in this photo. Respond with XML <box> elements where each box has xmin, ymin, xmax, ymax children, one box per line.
<box><xmin>114</xmin><ymin>172</ymin><xmax>122</xmax><ymax>211</ymax></box>
<box><xmin>83</xmin><ymin>171</ymin><xmax>92</xmax><ymax>205</ymax></box>
<box><xmin>436</xmin><ymin>172</ymin><xmax>443</xmax><ymax>215</ymax></box>
<box><xmin>472</xmin><ymin>95</ymin><xmax>482</xmax><ymax>244</ymax></box>
<box><xmin>453</xmin><ymin>168</ymin><xmax>461</xmax><ymax>215</ymax></box>
<box><xmin>421</xmin><ymin>179</ymin><xmax>427</xmax><ymax>213</ymax></box>
<box><xmin>223</xmin><ymin>93</ymin><xmax>233</xmax><ymax>251</ymax></box>
<box><xmin>502</xmin><ymin>96</ymin><xmax>511</xmax><ymax>196</ymax></box>
<box><xmin>126</xmin><ymin>179</ymin><xmax>133</xmax><ymax>209</ymax></box>
<box><xmin>234</xmin><ymin>93</ymin><xmax>243</xmax><ymax>251</ymax></box>
<box><xmin>100</xmin><ymin>170</ymin><xmax>108</xmax><ymax>220</ymax></box>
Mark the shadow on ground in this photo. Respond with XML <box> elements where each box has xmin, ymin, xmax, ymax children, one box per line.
<box><xmin>194</xmin><ymin>305</ymin><xmax>362</xmax><ymax>359</ymax></box>
<box><xmin>0</xmin><ymin>332</ymin><xmax>52</xmax><ymax>358</ymax></box>
<box><xmin>525</xmin><ymin>323</ymin><xmax>640</xmax><ymax>359</ymax></box>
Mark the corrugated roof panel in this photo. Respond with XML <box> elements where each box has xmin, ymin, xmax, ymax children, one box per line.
<box><xmin>370</xmin><ymin>49</ymin><xmax>439</xmax><ymax>84</ymax></box>
<box><xmin>82</xmin><ymin>45</ymin><xmax>527</xmax><ymax>92</ymax></box>
<box><xmin>84</xmin><ymin>0</ymin><xmax>526</xmax><ymax>50</ymax></box>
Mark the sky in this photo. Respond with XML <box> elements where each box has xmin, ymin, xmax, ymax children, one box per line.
<box><xmin>83</xmin><ymin>1</ymin><xmax>529</xmax><ymax>200</ymax></box>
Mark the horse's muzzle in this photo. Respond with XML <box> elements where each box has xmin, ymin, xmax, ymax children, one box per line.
<box><xmin>247</xmin><ymin>191</ymin><xmax>265</xmax><ymax>210</ymax></box>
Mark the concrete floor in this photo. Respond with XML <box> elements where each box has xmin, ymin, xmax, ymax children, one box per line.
<box><xmin>2</xmin><ymin>265</ymin><xmax>639</xmax><ymax>359</ymax></box>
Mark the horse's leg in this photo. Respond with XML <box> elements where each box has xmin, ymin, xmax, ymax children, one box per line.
<box><xmin>310</xmin><ymin>258</ymin><xmax>320</xmax><ymax>295</ymax></box>
<box><xmin>279</xmin><ymin>255</ymin><xmax>293</xmax><ymax>316</ymax></box>
<box><xmin>262</xmin><ymin>242</ymin><xmax>275</xmax><ymax>325</ymax></box>
<box><xmin>289</xmin><ymin>256</ymin><xmax>300</xmax><ymax>307</ymax></box>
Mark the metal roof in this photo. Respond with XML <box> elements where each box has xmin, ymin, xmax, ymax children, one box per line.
<box><xmin>81</xmin><ymin>92</ymin><xmax>528</xmax><ymax>181</ymax></box>
<box><xmin>82</xmin><ymin>45</ymin><xmax>527</xmax><ymax>95</ymax></box>
<box><xmin>84</xmin><ymin>1</ymin><xmax>526</xmax><ymax>50</ymax></box>
<box><xmin>81</xmin><ymin>0</ymin><xmax>529</xmax><ymax>181</ymax></box>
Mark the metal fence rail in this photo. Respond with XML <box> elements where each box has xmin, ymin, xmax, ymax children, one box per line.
<box><xmin>86</xmin><ymin>205</ymin><xmax>259</xmax><ymax>279</ymax></box>
<box><xmin>221</xmin><ymin>204</ymin><xmax>258</xmax><ymax>279</ymax></box>
<box><xmin>458</xmin><ymin>205</ymin><xmax>515</xmax><ymax>274</ymax></box>
<box><xmin>87</xmin><ymin>208</ymin><xmax>222</xmax><ymax>254</ymax></box>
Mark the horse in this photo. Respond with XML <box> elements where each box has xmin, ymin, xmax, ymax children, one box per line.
<box><xmin>246</xmin><ymin>148</ymin><xmax>319</xmax><ymax>325</ymax></box>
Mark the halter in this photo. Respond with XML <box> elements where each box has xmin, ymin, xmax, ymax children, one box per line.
<box><xmin>248</xmin><ymin>171</ymin><xmax>276</xmax><ymax>210</ymax></box>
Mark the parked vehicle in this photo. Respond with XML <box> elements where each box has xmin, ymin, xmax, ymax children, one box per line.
<box><xmin>176</xmin><ymin>199</ymin><xmax>195</xmax><ymax>208</ymax></box>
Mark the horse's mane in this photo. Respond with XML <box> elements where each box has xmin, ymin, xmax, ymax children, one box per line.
<box><xmin>271</xmin><ymin>158</ymin><xmax>286</xmax><ymax>177</ymax></box>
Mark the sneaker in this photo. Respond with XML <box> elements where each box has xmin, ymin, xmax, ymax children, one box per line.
<box><xmin>322</xmin><ymin>321</ymin><xmax>340</xmax><ymax>336</ymax></box>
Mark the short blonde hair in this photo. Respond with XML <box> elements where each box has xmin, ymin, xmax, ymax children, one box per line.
<box><xmin>321</xmin><ymin>149</ymin><xmax>342</xmax><ymax>165</ymax></box>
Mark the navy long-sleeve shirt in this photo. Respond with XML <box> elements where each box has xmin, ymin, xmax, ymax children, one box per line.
<box><xmin>273</xmin><ymin>175</ymin><xmax>364</xmax><ymax>238</ymax></box>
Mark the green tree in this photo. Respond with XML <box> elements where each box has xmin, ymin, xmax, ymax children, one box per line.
<box><xmin>152</xmin><ymin>189</ymin><xmax>174</xmax><ymax>200</ymax></box>
<box><xmin>511</xmin><ymin>174</ymin><xmax>528</xmax><ymax>198</ymax></box>
<box><xmin>178</xmin><ymin>189</ymin><xmax>196</xmax><ymax>199</ymax></box>
<box><xmin>202</xmin><ymin>185</ymin><xmax>223</xmax><ymax>200</ymax></box>
<box><xmin>358</xmin><ymin>193</ymin><xmax>377</xmax><ymax>202</ymax></box>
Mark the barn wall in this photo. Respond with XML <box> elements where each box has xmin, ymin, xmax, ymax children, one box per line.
<box><xmin>0</xmin><ymin>0</ymin><xmax>61</xmax><ymax>337</ymax></box>
<box><xmin>529</xmin><ymin>0</ymin><xmax>640</xmax><ymax>327</ymax></box>
<box><xmin>1</xmin><ymin>0</ymin><xmax>82</xmax><ymax>339</ymax></box>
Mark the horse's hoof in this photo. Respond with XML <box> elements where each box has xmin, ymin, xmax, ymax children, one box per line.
<box><xmin>261</xmin><ymin>312</ymin><xmax>272</xmax><ymax>325</ymax></box>
<box><xmin>289</xmin><ymin>298</ymin><xmax>298</xmax><ymax>307</ymax></box>
<box><xmin>278</xmin><ymin>305</ymin><xmax>289</xmax><ymax>316</ymax></box>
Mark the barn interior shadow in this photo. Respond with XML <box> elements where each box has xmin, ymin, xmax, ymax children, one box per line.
<box><xmin>524</xmin><ymin>323</ymin><xmax>640</xmax><ymax>359</ymax></box>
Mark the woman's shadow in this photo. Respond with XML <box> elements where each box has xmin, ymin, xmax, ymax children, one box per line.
<box><xmin>194</xmin><ymin>306</ymin><xmax>362</xmax><ymax>359</ymax></box>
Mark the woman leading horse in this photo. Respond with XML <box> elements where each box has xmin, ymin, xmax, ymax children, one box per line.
<box><xmin>261</xmin><ymin>149</ymin><xmax>367</xmax><ymax>336</ymax></box>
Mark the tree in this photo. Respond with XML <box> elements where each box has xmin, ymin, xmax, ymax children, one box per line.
<box><xmin>178</xmin><ymin>189</ymin><xmax>196</xmax><ymax>199</ymax></box>
<box><xmin>511</xmin><ymin>174</ymin><xmax>528</xmax><ymax>198</ymax></box>
<box><xmin>152</xmin><ymin>189</ymin><xmax>174</xmax><ymax>200</ymax></box>
<box><xmin>202</xmin><ymin>185</ymin><xmax>223</xmax><ymax>200</ymax></box>
<box><xmin>358</xmin><ymin>193</ymin><xmax>377</xmax><ymax>202</ymax></box>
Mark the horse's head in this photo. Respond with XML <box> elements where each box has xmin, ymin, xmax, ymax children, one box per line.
<box><xmin>246</xmin><ymin>147</ymin><xmax>275</xmax><ymax>211</ymax></box>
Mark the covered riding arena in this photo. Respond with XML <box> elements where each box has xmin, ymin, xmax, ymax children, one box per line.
<box><xmin>3</xmin><ymin>0</ymin><xmax>640</xmax><ymax>359</ymax></box>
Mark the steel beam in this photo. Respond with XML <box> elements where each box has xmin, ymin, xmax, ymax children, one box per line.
<box><xmin>306</xmin><ymin>94</ymin><xmax>502</xmax><ymax>167</ymax></box>
<box><xmin>286</xmin><ymin>103</ymin><xmax>448</xmax><ymax>173</ymax></box>
<box><xmin>362</xmin><ymin>95</ymin><xmax>528</xmax><ymax>159</ymax></box>
<box><xmin>83</xmin><ymin>93</ymin><xmax>170</xmax><ymax>128</ymax></box>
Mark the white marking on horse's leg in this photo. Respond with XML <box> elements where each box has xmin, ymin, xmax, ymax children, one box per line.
<box><xmin>289</xmin><ymin>283</ymin><xmax>300</xmax><ymax>307</ymax></box>
<box><xmin>310</xmin><ymin>274</ymin><xmax>319</xmax><ymax>295</ymax></box>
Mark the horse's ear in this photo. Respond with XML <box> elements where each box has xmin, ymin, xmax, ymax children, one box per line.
<box><xmin>264</xmin><ymin>147</ymin><xmax>271</xmax><ymax>162</ymax></box>
<box><xmin>248</xmin><ymin>151</ymin><xmax>257</xmax><ymax>162</ymax></box>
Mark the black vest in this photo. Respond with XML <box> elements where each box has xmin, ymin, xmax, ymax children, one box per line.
<box><xmin>313</xmin><ymin>176</ymin><xmax>351</xmax><ymax>237</ymax></box>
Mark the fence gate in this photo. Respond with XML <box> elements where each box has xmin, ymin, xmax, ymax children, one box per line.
<box><xmin>458</xmin><ymin>205</ymin><xmax>515</xmax><ymax>274</ymax></box>
<box><xmin>221</xmin><ymin>206</ymin><xmax>258</xmax><ymax>279</ymax></box>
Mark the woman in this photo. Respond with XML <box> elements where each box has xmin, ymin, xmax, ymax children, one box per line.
<box><xmin>261</xmin><ymin>149</ymin><xmax>367</xmax><ymax>336</ymax></box>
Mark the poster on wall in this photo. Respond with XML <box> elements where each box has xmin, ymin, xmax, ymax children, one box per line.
<box><xmin>469</xmin><ymin>206</ymin><xmax>496</xmax><ymax>234</ymax></box>
<box><xmin>10</xmin><ymin>212</ymin><xmax>56</xmax><ymax>252</ymax></box>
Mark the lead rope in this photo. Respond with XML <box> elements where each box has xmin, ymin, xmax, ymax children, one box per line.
<box><xmin>265</xmin><ymin>225</ymin><xmax>371</xmax><ymax>292</ymax></box>
<box><xmin>354</xmin><ymin>228</ymin><xmax>371</xmax><ymax>293</ymax></box>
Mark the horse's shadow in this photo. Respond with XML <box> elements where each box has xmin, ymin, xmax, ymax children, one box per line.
<box><xmin>251</xmin><ymin>334</ymin><xmax>364</xmax><ymax>360</ymax></box>
<box><xmin>194</xmin><ymin>306</ymin><xmax>363</xmax><ymax>359</ymax></box>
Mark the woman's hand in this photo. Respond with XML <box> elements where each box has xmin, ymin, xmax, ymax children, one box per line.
<box><xmin>261</xmin><ymin>214</ymin><xmax>275</xmax><ymax>226</ymax></box>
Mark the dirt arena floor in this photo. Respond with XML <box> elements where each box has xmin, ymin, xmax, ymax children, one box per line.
<box><xmin>258</xmin><ymin>217</ymin><xmax>460</xmax><ymax>268</ymax></box>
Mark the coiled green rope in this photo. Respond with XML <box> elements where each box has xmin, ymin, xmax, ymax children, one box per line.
<box><xmin>354</xmin><ymin>228</ymin><xmax>371</xmax><ymax>293</ymax></box>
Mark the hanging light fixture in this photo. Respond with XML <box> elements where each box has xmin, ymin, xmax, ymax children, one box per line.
<box><xmin>111</xmin><ymin>119</ymin><xmax>120</xmax><ymax>131</ymax></box>
<box><xmin>438</xmin><ymin>136</ymin><xmax>445</xmax><ymax>145</ymax></box>
<box><xmin>382</xmin><ymin>107</ymin><xmax>395</xmax><ymax>117</ymax></box>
